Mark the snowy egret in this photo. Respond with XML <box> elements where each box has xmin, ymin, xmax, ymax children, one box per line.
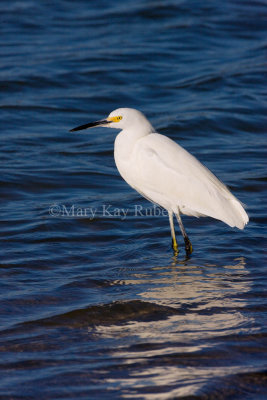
<box><xmin>70</xmin><ymin>108</ymin><xmax>248</xmax><ymax>255</ymax></box>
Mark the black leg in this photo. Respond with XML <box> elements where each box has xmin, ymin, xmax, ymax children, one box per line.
<box><xmin>175</xmin><ymin>211</ymin><xmax>193</xmax><ymax>255</ymax></box>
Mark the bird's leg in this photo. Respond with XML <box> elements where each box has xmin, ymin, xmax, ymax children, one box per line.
<box><xmin>175</xmin><ymin>211</ymin><xmax>193</xmax><ymax>255</ymax></box>
<box><xmin>168</xmin><ymin>211</ymin><xmax>179</xmax><ymax>255</ymax></box>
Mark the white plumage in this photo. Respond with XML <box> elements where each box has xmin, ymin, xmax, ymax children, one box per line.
<box><xmin>70</xmin><ymin>107</ymin><xmax>248</xmax><ymax>254</ymax></box>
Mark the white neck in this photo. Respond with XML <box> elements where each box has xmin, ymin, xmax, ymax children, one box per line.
<box><xmin>114</xmin><ymin>123</ymin><xmax>154</xmax><ymax>161</ymax></box>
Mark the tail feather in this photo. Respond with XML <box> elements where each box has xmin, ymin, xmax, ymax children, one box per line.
<box><xmin>229</xmin><ymin>198</ymin><xmax>249</xmax><ymax>229</ymax></box>
<box><xmin>217</xmin><ymin>196</ymin><xmax>249</xmax><ymax>229</ymax></box>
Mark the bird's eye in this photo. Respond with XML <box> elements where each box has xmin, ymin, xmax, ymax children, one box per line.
<box><xmin>109</xmin><ymin>115</ymin><xmax>123</xmax><ymax>123</ymax></box>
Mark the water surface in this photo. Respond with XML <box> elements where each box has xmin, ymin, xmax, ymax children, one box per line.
<box><xmin>1</xmin><ymin>1</ymin><xmax>266</xmax><ymax>399</ymax></box>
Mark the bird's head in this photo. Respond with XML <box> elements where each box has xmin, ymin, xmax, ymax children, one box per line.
<box><xmin>70</xmin><ymin>108</ymin><xmax>153</xmax><ymax>133</ymax></box>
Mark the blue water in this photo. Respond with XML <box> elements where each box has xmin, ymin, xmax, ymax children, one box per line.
<box><xmin>1</xmin><ymin>1</ymin><xmax>266</xmax><ymax>399</ymax></box>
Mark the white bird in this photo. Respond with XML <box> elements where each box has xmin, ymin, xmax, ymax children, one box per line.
<box><xmin>70</xmin><ymin>108</ymin><xmax>248</xmax><ymax>255</ymax></box>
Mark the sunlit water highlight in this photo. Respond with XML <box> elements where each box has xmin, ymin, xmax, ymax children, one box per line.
<box><xmin>1</xmin><ymin>1</ymin><xmax>266</xmax><ymax>399</ymax></box>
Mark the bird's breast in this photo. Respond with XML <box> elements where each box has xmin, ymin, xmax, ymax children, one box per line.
<box><xmin>114</xmin><ymin>139</ymin><xmax>133</xmax><ymax>186</ymax></box>
<box><xmin>114</xmin><ymin>130</ymin><xmax>143</xmax><ymax>189</ymax></box>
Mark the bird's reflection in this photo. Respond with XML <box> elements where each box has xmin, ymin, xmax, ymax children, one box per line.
<box><xmin>93</xmin><ymin>256</ymin><xmax>254</xmax><ymax>398</ymax></box>
<box><xmin>94</xmin><ymin>256</ymin><xmax>250</xmax><ymax>338</ymax></box>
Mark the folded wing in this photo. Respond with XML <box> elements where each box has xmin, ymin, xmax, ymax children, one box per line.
<box><xmin>130</xmin><ymin>133</ymin><xmax>248</xmax><ymax>229</ymax></box>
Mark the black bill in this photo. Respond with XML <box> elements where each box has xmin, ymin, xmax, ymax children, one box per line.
<box><xmin>69</xmin><ymin>119</ymin><xmax>111</xmax><ymax>132</ymax></box>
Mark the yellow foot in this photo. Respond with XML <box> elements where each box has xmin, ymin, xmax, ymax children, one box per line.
<box><xmin>185</xmin><ymin>240</ymin><xmax>193</xmax><ymax>255</ymax></box>
<box><xmin>172</xmin><ymin>239</ymin><xmax>179</xmax><ymax>255</ymax></box>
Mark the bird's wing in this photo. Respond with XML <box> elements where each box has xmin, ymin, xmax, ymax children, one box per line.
<box><xmin>130</xmin><ymin>133</ymin><xmax>248</xmax><ymax>228</ymax></box>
